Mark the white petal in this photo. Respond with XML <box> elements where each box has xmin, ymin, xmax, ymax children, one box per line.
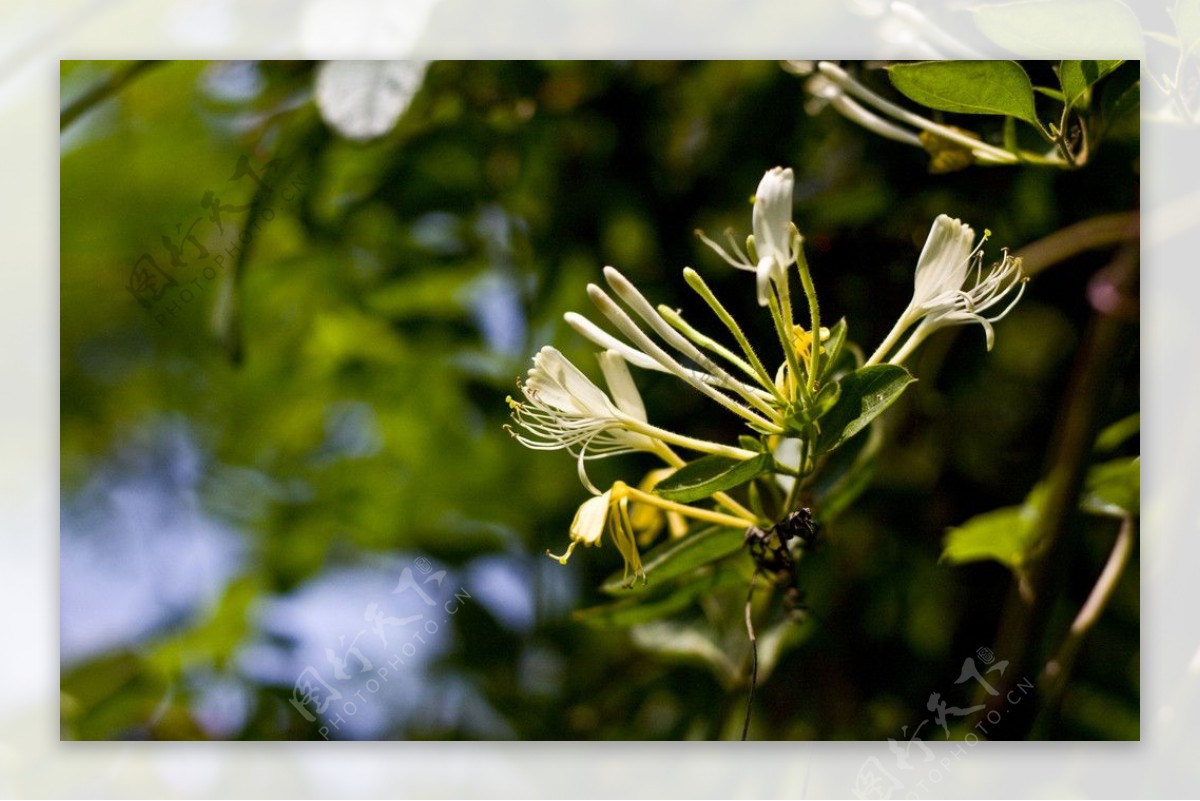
<box><xmin>755</xmin><ymin>256</ymin><xmax>775</xmax><ymax>307</ymax></box>
<box><xmin>913</xmin><ymin>215</ymin><xmax>974</xmax><ymax>306</ymax></box>
<box><xmin>570</xmin><ymin>491</ymin><xmax>610</xmax><ymax>546</ymax></box>
<box><xmin>529</xmin><ymin>346</ymin><xmax>611</xmax><ymax>417</ymax></box>
<box><xmin>597</xmin><ymin>350</ymin><xmax>647</xmax><ymax>422</ymax></box>
<box><xmin>752</xmin><ymin>167</ymin><xmax>795</xmax><ymax>264</ymax></box>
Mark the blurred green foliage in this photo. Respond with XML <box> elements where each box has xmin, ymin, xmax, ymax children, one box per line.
<box><xmin>60</xmin><ymin>60</ymin><xmax>1139</xmax><ymax>740</ymax></box>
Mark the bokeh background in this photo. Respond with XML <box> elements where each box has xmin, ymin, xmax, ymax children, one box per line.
<box><xmin>59</xmin><ymin>58</ymin><xmax>1139</xmax><ymax>742</ymax></box>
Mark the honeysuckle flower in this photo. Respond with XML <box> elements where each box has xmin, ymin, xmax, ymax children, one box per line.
<box><xmin>547</xmin><ymin>484</ymin><xmax>644</xmax><ymax>585</ymax></box>
<box><xmin>867</xmin><ymin>214</ymin><xmax>1027</xmax><ymax>366</ymax></box>
<box><xmin>506</xmin><ymin>346</ymin><xmax>660</xmax><ymax>492</ymax></box>
<box><xmin>547</xmin><ymin>480</ymin><xmax>759</xmax><ymax>586</ymax></box>
<box><xmin>507</xmin><ymin>346</ymin><xmax>761</xmax><ymax>492</ymax></box>
<box><xmin>697</xmin><ymin>167</ymin><xmax>802</xmax><ymax>306</ymax></box>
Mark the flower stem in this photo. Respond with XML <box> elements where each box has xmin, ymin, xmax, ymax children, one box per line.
<box><xmin>796</xmin><ymin>244</ymin><xmax>821</xmax><ymax>391</ymax></box>
<box><xmin>865</xmin><ymin>313</ymin><xmax>915</xmax><ymax>366</ymax></box>
<box><xmin>657</xmin><ymin>305</ymin><xmax>773</xmax><ymax>398</ymax></box>
<box><xmin>628</xmin><ymin>418</ymin><xmax>759</xmax><ymax>462</ymax></box>
<box><xmin>617</xmin><ymin>485</ymin><xmax>757</xmax><ymax>529</ymax></box>
<box><xmin>682</xmin><ymin>268</ymin><xmax>784</xmax><ymax>400</ymax></box>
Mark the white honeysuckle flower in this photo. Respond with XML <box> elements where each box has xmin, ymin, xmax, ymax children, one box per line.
<box><xmin>546</xmin><ymin>478</ymin><xmax>759</xmax><ymax>586</ymax></box>
<box><xmin>506</xmin><ymin>346</ymin><xmax>658</xmax><ymax>492</ymax></box>
<box><xmin>868</xmin><ymin>214</ymin><xmax>1027</xmax><ymax>366</ymax></box>
<box><xmin>697</xmin><ymin>167</ymin><xmax>801</xmax><ymax>306</ymax></box>
<box><xmin>507</xmin><ymin>346</ymin><xmax>760</xmax><ymax>491</ymax></box>
<box><xmin>546</xmin><ymin>485</ymin><xmax>645</xmax><ymax>585</ymax></box>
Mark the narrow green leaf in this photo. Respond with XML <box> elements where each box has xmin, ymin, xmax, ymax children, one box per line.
<box><xmin>575</xmin><ymin>569</ymin><xmax>743</xmax><ymax>627</ymax></box>
<box><xmin>655</xmin><ymin>452</ymin><xmax>772</xmax><ymax>503</ymax></box>
<box><xmin>1060</xmin><ymin>60</ymin><xmax>1124</xmax><ymax>110</ymax></box>
<box><xmin>887</xmin><ymin>61</ymin><xmax>1041</xmax><ymax>128</ymax></box>
<box><xmin>738</xmin><ymin>435</ymin><xmax>767</xmax><ymax>453</ymax></box>
<box><xmin>602</xmin><ymin>525</ymin><xmax>746</xmax><ymax>595</ymax></box>
<box><xmin>1081</xmin><ymin>457</ymin><xmax>1140</xmax><ymax>517</ymax></box>
<box><xmin>1095</xmin><ymin>413</ymin><xmax>1139</xmax><ymax>452</ymax></box>
<box><xmin>815</xmin><ymin>365</ymin><xmax>915</xmax><ymax>453</ymax></box>
<box><xmin>820</xmin><ymin>318</ymin><xmax>849</xmax><ymax>381</ymax></box>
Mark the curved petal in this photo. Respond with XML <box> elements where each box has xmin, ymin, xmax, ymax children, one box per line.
<box><xmin>527</xmin><ymin>346</ymin><xmax>612</xmax><ymax>417</ymax></box>
<box><xmin>755</xmin><ymin>256</ymin><xmax>776</xmax><ymax>307</ymax></box>
<box><xmin>752</xmin><ymin>167</ymin><xmax>795</xmax><ymax>264</ymax></box>
<box><xmin>597</xmin><ymin>349</ymin><xmax>647</xmax><ymax>423</ymax></box>
<box><xmin>913</xmin><ymin>215</ymin><xmax>974</xmax><ymax>308</ymax></box>
<box><xmin>570</xmin><ymin>491</ymin><xmax>611</xmax><ymax>546</ymax></box>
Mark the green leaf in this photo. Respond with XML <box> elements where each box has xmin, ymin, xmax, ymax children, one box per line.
<box><xmin>654</xmin><ymin>452</ymin><xmax>772</xmax><ymax>503</ymax></box>
<box><xmin>812</xmin><ymin>428</ymin><xmax>877</xmax><ymax>524</ymax></box>
<box><xmin>629</xmin><ymin>621</ymin><xmax>740</xmax><ymax>685</ymax></box>
<box><xmin>575</xmin><ymin>568</ymin><xmax>743</xmax><ymax>627</ymax></box>
<box><xmin>887</xmin><ymin>61</ymin><xmax>1042</xmax><ymax>129</ymax></box>
<box><xmin>941</xmin><ymin>485</ymin><xmax>1047</xmax><ymax>569</ymax></box>
<box><xmin>1081</xmin><ymin>457</ymin><xmax>1140</xmax><ymax>517</ymax></box>
<box><xmin>1095</xmin><ymin>413</ymin><xmax>1139</xmax><ymax>452</ymax></box>
<box><xmin>971</xmin><ymin>0</ymin><xmax>1144</xmax><ymax>59</ymax></box>
<box><xmin>1099</xmin><ymin>66</ymin><xmax>1139</xmax><ymax>140</ymax></box>
<box><xmin>819</xmin><ymin>318</ymin><xmax>849</xmax><ymax>381</ymax></box>
<box><xmin>1059</xmin><ymin>60</ymin><xmax>1125</xmax><ymax>110</ymax></box>
<box><xmin>811</xmin><ymin>380</ymin><xmax>843</xmax><ymax>420</ymax></box>
<box><xmin>602</xmin><ymin>525</ymin><xmax>746</xmax><ymax>595</ymax></box>
<box><xmin>815</xmin><ymin>364</ymin><xmax>915</xmax><ymax>454</ymax></box>
<box><xmin>738</xmin><ymin>435</ymin><xmax>767</xmax><ymax>453</ymax></box>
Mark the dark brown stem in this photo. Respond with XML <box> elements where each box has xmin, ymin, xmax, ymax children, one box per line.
<box><xmin>974</xmin><ymin>242</ymin><xmax>1138</xmax><ymax>739</ymax></box>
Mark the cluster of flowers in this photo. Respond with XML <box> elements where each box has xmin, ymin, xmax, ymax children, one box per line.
<box><xmin>507</xmin><ymin>167</ymin><xmax>1026</xmax><ymax>584</ymax></box>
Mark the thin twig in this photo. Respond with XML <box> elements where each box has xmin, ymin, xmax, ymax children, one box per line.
<box><xmin>1039</xmin><ymin>514</ymin><xmax>1136</xmax><ymax>702</ymax></box>
<box><xmin>741</xmin><ymin>577</ymin><xmax>759</xmax><ymax>741</ymax></box>
<box><xmin>1016</xmin><ymin>212</ymin><xmax>1140</xmax><ymax>276</ymax></box>
<box><xmin>60</xmin><ymin>60</ymin><xmax>165</xmax><ymax>131</ymax></box>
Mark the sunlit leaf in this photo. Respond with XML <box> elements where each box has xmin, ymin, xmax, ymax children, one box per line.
<box><xmin>815</xmin><ymin>364</ymin><xmax>915</xmax><ymax>454</ymax></box>
<box><xmin>654</xmin><ymin>453</ymin><xmax>772</xmax><ymax>503</ymax></box>
<box><xmin>1081</xmin><ymin>457</ymin><xmax>1140</xmax><ymax>517</ymax></box>
<box><xmin>941</xmin><ymin>485</ymin><xmax>1047</xmax><ymax>569</ymax></box>
<box><xmin>887</xmin><ymin>61</ymin><xmax>1041</xmax><ymax>128</ymax></box>
<box><xmin>1059</xmin><ymin>60</ymin><xmax>1124</xmax><ymax>110</ymax></box>
<box><xmin>1095</xmin><ymin>413</ymin><xmax>1139</xmax><ymax>452</ymax></box>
